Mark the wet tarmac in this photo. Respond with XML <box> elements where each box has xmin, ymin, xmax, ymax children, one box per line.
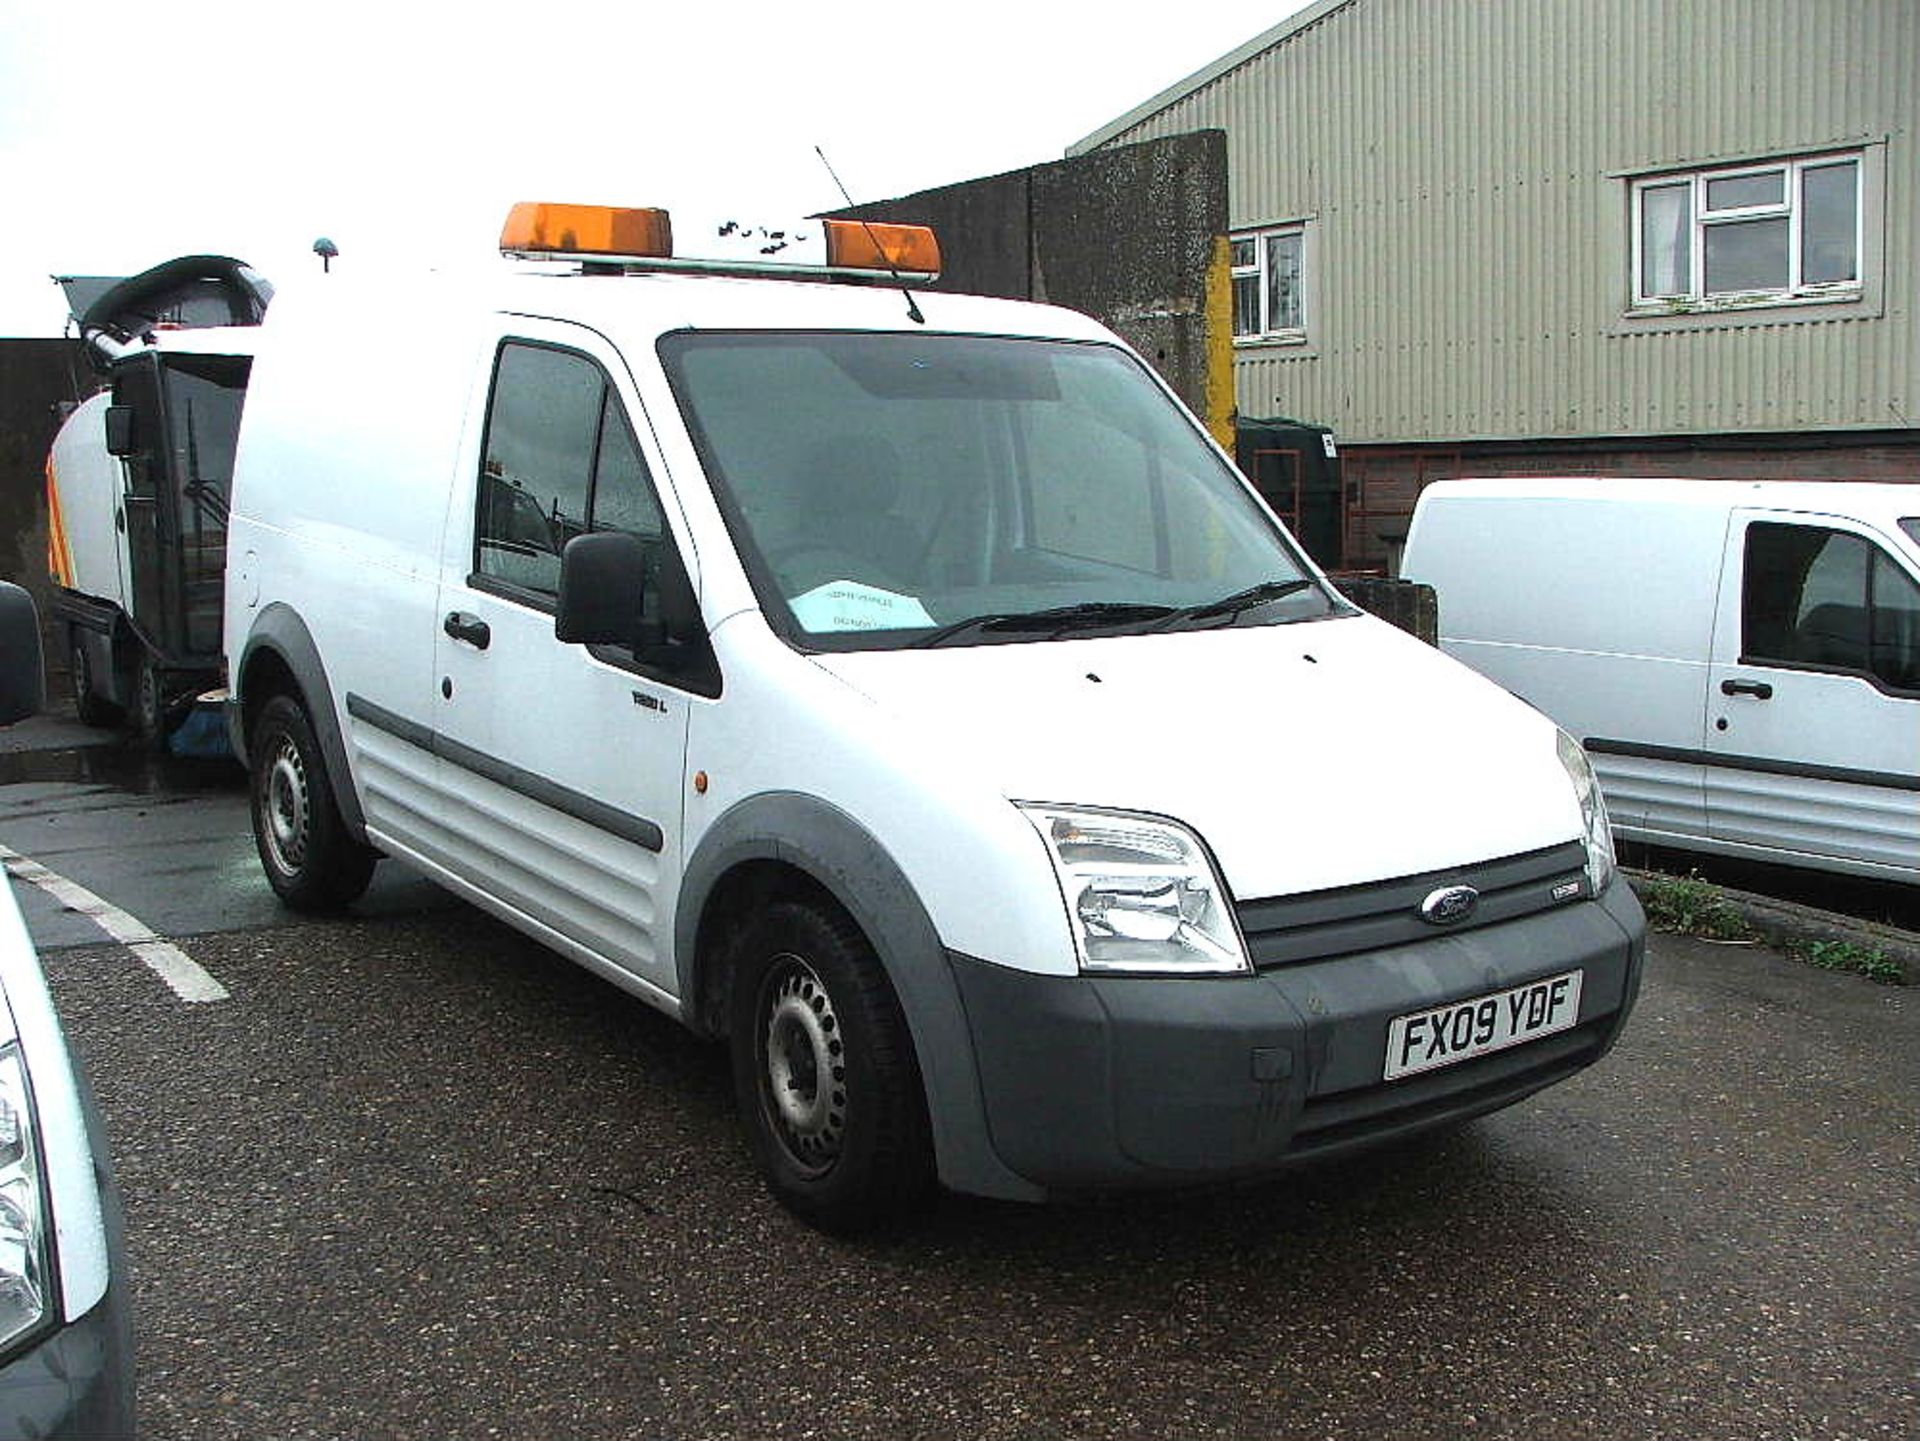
<box><xmin>0</xmin><ymin>737</ymin><xmax>244</xmax><ymax>793</ymax></box>
<box><xmin>0</xmin><ymin>710</ymin><xmax>449</xmax><ymax>949</ymax></box>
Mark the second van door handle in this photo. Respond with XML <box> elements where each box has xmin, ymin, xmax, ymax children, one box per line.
<box><xmin>443</xmin><ymin>612</ymin><xmax>491</xmax><ymax>650</ymax></box>
<box><xmin>1720</xmin><ymin>678</ymin><xmax>1773</xmax><ymax>700</ymax></box>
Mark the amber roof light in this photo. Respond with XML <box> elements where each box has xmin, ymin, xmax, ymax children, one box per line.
<box><xmin>500</xmin><ymin>203</ymin><xmax>674</xmax><ymax>260</ymax></box>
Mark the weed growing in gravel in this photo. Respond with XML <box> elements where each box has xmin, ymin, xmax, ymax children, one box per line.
<box><xmin>1635</xmin><ymin>872</ymin><xmax>1756</xmax><ymax>942</ymax></box>
<box><xmin>1788</xmin><ymin>939</ymin><xmax>1905</xmax><ymax>986</ymax></box>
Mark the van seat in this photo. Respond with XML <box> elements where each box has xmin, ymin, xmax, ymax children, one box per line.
<box><xmin>1791</xmin><ymin>604</ymin><xmax>1868</xmax><ymax>670</ymax></box>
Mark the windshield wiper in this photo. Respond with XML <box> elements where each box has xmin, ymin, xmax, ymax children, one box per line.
<box><xmin>916</xmin><ymin>601</ymin><xmax>1175</xmax><ymax>648</ymax></box>
<box><xmin>1154</xmin><ymin>578</ymin><xmax>1317</xmax><ymax>629</ymax></box>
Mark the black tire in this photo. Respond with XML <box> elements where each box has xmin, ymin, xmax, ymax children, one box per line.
<box><xmin>69</xmin><ymin>629</ymin><xmax>117</xmax><ymax>728</ymax></box>
<box><xmin>248</xmin><ymin>693</ymin><xmax>376</xmax><ymax>911</ymax></box>
<box><xmin>132</xmin><ymin>657</ymin><xmax>169</xmax><ymax>750</ymax></box>
<box><xmin>728</xmin><ymin>900</ymin><xmax>934</xmax><ymax>1232</ymax></box>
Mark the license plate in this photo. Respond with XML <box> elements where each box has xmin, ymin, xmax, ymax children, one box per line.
<box><xmin>1384</xmin><ymin>970</ymin><xmax>1584</xmax><ymax>1081</ymax></box>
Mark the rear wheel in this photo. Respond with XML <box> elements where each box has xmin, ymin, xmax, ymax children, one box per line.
<box><xmin>69</xmin><ymin>629</ymin><xmax>117</xmax><ymax>727</ymax></box>
<box><xmin>133</xmin><ymin>658</ymin><xmax>168</xmax><ymax>749</ymax></box>
<box><xmin>248</xmin><ymin>693</ymin><xmax>375</xmax><ymax>911</ymax></box>
<box><xmin>729</xmin><ymin>899</ymin><xmax>934</xmax><ymax>1232</ymax></box>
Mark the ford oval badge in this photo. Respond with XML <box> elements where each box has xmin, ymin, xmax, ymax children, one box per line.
<box><xmin>1419</xmin><ymin>885</ymin><xmax>1480</xmax><ymax>926</ymax></box>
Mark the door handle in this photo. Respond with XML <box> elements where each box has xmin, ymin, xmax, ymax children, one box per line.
<box><xmin>1720</xmin><ymin>678</ymin><xmax>1773</xmax><ymax>700</ymax></box>
<box><xmin>443</xmin><ymin>611</ymin><xmax>491</xmax><ymax>650</ymax></box>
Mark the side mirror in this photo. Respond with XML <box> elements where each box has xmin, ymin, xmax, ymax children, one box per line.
<box><xmin>556</xmin><ymin>532</ymin><xmax>647</xmax><ymax>646</ymax></box>
<box><xmin>556</xmin><ymin>532</ymin><xmax>705</xmax><ymax>652</ymax></box>
<box><xmin>104</xmin><ymin>404</ymin><xmax>138</xmax><ymax>457</ymax></box>
<box><xmin>0</xmin><ymin>583</ymin><xmax>46</xmax><ymax>726</ymax></box>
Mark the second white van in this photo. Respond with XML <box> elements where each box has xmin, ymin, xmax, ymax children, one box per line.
<box><xmin>1403</xmin><ymin>477</ymin><xmax>1920</xmax><ymax>886</ymax></box>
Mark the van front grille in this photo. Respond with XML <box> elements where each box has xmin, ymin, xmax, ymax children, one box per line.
<box><xmin>1234</xmin><ymin>841</ymin><xmax>1590</xmax><ymax>970</ymax></box>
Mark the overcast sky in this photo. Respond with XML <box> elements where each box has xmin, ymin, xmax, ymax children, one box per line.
<box><xmin>0</xmin><ymin>1</ymin><xmax>1313</xmax><ymax>337</ymax></box>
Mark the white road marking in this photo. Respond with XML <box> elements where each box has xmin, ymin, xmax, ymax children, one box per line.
<box><xmin>0</xmin><ymin>842</ymin><xmax>231</xmax><ymax>1003</ymax></box>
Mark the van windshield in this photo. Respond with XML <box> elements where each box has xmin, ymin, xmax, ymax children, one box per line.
<box><xmin>660</xmin><ymin>332</ymin><xmax>1333</xmax><ymax>650</ymax></box>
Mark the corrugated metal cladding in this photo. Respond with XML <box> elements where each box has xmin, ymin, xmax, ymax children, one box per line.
<box><xmin>1092</xmin><ymin>0</ymin><xmax>1918</xmax><ymax>446</ymax></box>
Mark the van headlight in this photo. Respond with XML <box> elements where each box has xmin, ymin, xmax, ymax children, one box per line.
<box><xmin>0</xmin><ymin>1044</ymin><xmax>49</xmax><ymax>1356</ymax></box>
<box><xmin>1019</xmin><ymin>805</ymin><xmax>1250</xmax><ymax>976</ymax></box>
<box><xmin>1556</xmin><ymin>730</ymin><xmax>1616</xmax><ymax>896</ymax></box>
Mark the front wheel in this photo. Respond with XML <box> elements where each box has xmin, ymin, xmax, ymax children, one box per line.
<box><xmin>728</xmin><ymin>900</ymin><xmax>934</xmax><ymax>1232</ymax></box>
<box><xmin>248</xmin><ymin>693</ymin><xmax>376</xmax><ymax>911</ymax></box>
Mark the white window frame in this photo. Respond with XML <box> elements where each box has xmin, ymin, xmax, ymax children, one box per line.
<box><xmin>1629</xmin><ymin>151</ymin><xmax>1864</xmax><ymax>312</ymax></box>
<box><xmin>1231</xmin><ymin>223</ymin><xmax>1309</xmax><ymax>344</ymax></box>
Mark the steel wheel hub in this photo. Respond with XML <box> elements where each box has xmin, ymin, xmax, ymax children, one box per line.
<box><xmin>762</xmin><ymin>957</ymin><xmax>847</xmax><ymax>1170</ymax></box>
<box><xmin>263</xmin><ymin>738</ymin><xmax>311</xmax><ymax>874</ymax></box>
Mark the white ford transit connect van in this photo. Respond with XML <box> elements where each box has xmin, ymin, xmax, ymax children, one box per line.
<box><xmin>1403</xmin><ymin>478</ymin><xmax>1920</xmax><ymax>886</ymax></box>
<box><xmin>223</xmin><ymin>204</ymin><xmax>1644</xmax><ymax>1229</ymax></box>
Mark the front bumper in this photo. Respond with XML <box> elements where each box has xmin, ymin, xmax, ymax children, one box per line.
<box><xmin>947</xmin><ymin>878</ymin><xmax>1645</xmax><ymax>1193</ymax></box>
<box><xmin>0</xmin><ymin>1280</ymin><xmax>135</xmax><ymax>1441</ymax></box>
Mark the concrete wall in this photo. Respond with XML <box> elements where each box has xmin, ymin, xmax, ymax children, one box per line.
<box><xmin>838</xmin><ymin>130</ymin><xmax>1235</xmax><ymax>445</ymax></box>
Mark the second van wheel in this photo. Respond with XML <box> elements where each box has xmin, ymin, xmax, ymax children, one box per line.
<box><xmin>729</xmin><ymin>899</ymin><xmax>934</xmax><ymax>1233</ymax></box>
<box><xmin>247</xmin><ymin>693</ymin><xmax>376</xmax><ymax>912</ymax></box>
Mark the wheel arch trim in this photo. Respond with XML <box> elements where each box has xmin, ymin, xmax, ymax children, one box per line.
<box><xmin>230</xmin><ymin>604</ymin><xmax>367</xmax><ymax>839</ymax></box>
<box><xmin>678</xmin><ymin>792</ymin><xmax>1044</xmax><ymax>1202</ymax></box>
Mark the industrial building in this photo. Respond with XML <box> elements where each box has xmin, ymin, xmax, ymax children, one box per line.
<box><xmin>1071</xmin><ymin>0</ymin><xmax>1918</xmax><ymax>569</ymax></box>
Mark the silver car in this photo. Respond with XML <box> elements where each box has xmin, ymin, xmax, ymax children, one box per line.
<box><xmin>0</xmin><ymin>581</ymin><xmax>134</xmax><ymax>1438</ymax></box>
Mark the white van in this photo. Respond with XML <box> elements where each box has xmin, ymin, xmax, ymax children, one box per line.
<box><xmin>222</xmin><ymin>203</ymin><xmax>1644</xmax><ymax>1229</ymax></box>
<box><xmin>1403</xmin><ymin>478</ymin><xmax>1920</xmax><ymax>886</ymax></box>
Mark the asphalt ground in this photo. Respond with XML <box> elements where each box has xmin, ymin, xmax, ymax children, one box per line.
<box><xmin>32</xmin><ymin>903</ymin><xmax>1919</xmax><ymax>1441</ymax></box>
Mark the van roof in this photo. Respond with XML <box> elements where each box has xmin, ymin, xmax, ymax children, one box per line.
<box><xmin>1427</xmin><ymin>476</ymin><xmax>1920</xmax><ymax>527</ymax></box>
<box><xmin>260</xmin><ymin>262</ymin><xmax>1119</xmax><ymax>351</ymax></box>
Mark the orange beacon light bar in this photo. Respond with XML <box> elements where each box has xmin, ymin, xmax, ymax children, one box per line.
<box><xmin>499</xmin><ymin>202</ymin><xmax>673</xmax><ymax>260</ymax></box>
<box><xmin>499</xmin><ymin>202</ymin><xmax>941</xmax><ymax>283</ymax></box>
<box><xmin>821</xmin><ymin>219</ymin><xmax>942</xmax><ymax>278</ymax></box>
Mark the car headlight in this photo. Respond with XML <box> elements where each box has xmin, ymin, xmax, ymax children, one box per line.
<box><xmin>1556</xmin><ymin>730</ymin><xmax>1616</xmax><ymax>896</ymax></box>
<box><xmin>0</xmin><ymin>1044</ymin><xmax>48</xmax><ymax>1356</ymax></box>
<box><xmin>1019</xmin><ymin>804</ymin><xmax>1250</xmax><ymax>976</ymax></box>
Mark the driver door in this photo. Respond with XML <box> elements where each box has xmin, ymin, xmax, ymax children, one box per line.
<box><xmin>430</xmin><ymin>322</ymin><xmax>705</xmax><ymax>998</ymax></box>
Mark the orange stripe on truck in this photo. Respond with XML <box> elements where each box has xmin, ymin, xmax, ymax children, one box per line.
<box><xmin>45</xmin><ymin>454</ymin><xmax>74</xmax><ymax>588</ymax></box>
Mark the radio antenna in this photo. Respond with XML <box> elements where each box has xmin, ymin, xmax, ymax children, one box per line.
<box><xmin>815</xmin><ymin>145</ymin><xmax>925</xmax><ymax>325</ymax></box>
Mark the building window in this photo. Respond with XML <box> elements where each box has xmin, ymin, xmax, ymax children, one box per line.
<box><xmin>1231</xmin><ymin>225</ymin><xmax>1306</xmax><ymax>341</ymax></box>
<box><xmin>1632</xmin><ymin>153</ymin><xmax>1862</xmax><ymax>310</ymax></box>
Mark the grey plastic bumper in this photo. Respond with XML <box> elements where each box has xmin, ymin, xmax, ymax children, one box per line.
<box><xmin>947</xmin><ymin>878</ymin><xmax>1646</xmax><ymax>1193</ymax></box>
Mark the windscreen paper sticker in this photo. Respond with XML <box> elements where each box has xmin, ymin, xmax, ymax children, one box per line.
<box><xmin>789</xmin><ymin>582</ymin><xmax>935</xmax><ymax>633</ymax></box>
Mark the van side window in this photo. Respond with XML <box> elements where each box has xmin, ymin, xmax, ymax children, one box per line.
<box><xmin>1870</xmin><ymin>549</ymin><xmax>1920</xmax><ymax>691</ymax></box>
<box><xmin>1743</xmin><ymin>522</ymin><xmax>1920</xmax><ymax>691</ymax></box>
<box><xmin>477</xmin><ymin>342</ymin><xmax>664</xmax><ymax>598</ymax></box>
<box><xmin>590</xmin><ymin>401</ymin><xmax>665</xmax><ymax>542</ymax></box>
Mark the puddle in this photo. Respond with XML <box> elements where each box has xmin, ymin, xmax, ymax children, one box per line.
<box><xmin>0</xmin><ymin>741</ymin><xmax>245</xmax><ymax>795</ymax></box>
